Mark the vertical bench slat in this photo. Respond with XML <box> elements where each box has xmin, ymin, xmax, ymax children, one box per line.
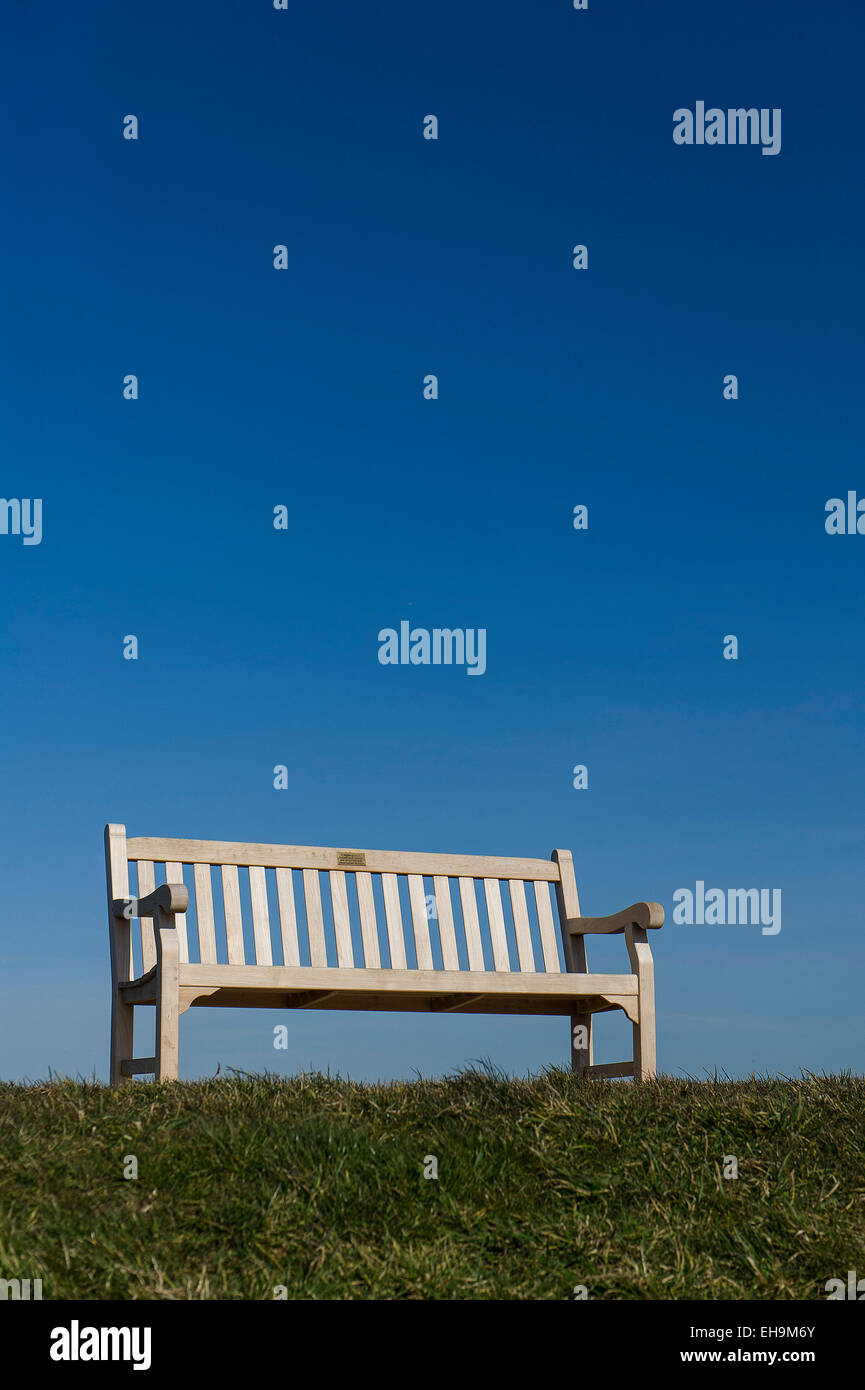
<box><xmin>381</xmin><ymin>873</ymin><xmax>407</xmax><ymax>968</ymax></box>
<box><xmin>407</xmin><ymin>873</ymin><xmax>434</xmax><ymax>970</ymax></box>
<box><xmin>483</xmin><ymin>879</ymin><xmax>510</xmax><ymax>971</ymax></box>
<box><xmin>509</xmin><ymin>880</ymin><xmax>535</xmax><ymax>972</ymax></box>
<box><xmin>303</xmin><ymin>869</ymin><xmax>328</xmax><ymax>967</ymax></box>
<box><xmin>165</xmin><ymin>862</ymin><xmax>189</xmax><ymax>964</ymax></box>
<box><xmin>222</xmin><ymin>865</ymin><xmax>245</xmax><ymax>964</ymax></box>
<box><xmin>275</xmin><ymin>867</ymin><xmax>300</xmax><ymax>967</ymax></box>
<box><xmin>355</xmin><ymin>870</ymin><xmax>380</xmax><ymax>968</ymax></box>
<box><xmin>329</xmin><ymin>871</ymin><xmax>354</xmax><ymax>967</ymax></box>
<box><xmin>193</xmin><ymin>863</ymin><xmax>218</xmax><ymax>964</ymax></box>
<box><xmin>137</xmin><ymin>860</ymin><xmax>156</xmax><ymax>973</ymax></box>
<box><xmin>249</xmin><ymin>866</ymin><xmax>273</xmax><ymax>967</ymax></box>
<box><xmin>534</xmin><ymin>881</ymin><xmax>561</xmax><ymax>971</ymax></box>
<box><xmin>434</xmin><ymin>876</ymin><xmax>460</xmax><ymax>971</ymax></box>
<box><xmin>459</xmin><ymin>877</ymin><xmax>485</xmax><ymax>971</ymax></box>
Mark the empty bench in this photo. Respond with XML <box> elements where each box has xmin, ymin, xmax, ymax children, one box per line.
<box><xmin>105</xmin><ymin>824</ymin><xmax>663</xmax><ymax>1084</ymax></box>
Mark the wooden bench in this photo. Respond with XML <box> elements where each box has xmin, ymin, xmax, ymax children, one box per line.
<box><xmin>105</xmin><ymin>824</ymin><xmax>664</xmax><ymax>1084</ymax></box>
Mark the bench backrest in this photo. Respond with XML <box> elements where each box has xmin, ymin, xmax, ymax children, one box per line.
<box><xmin>106</xmin><ymin>827</ymin><xmax>582</xmax><ymax>979</ymax></box>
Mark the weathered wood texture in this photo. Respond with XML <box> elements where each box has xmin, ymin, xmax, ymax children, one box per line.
<box><xmin>106</xmin><ymin>826</ymin><xmax>662</xmax><ymax>1084</ymax></box>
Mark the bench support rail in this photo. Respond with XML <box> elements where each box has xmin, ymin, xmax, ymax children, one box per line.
<box><xmin>120</xmin><ymin>1058</ymin><xmax>157</xmax><ymax>1077</ymax></box>
<box><xmin>582</xmin><ymin>1061</ymin><xmax>635</xmax><ymax>1080</ymax></box>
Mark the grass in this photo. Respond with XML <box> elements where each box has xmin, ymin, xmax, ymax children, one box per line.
<box><xmin>0</xmin><ymin>1068</ymin><xmax>861</xmax><ymax>1299</ymax></box>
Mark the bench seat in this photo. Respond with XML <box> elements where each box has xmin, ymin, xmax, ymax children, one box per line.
<box><xmin>120</xmin><ymin>964</ymin><xmax>640</xmax><ymax>1018</ymax></box>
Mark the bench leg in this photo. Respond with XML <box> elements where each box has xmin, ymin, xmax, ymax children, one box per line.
<box><xmin>570</xmin><ymin>1010</ymin><xmax>593</xmax><ymax>1073</ymax></box>
<box><xmin>632</xmin><ymin>1013</ymin><xmax>656</xmax><ymax>1081</ymax></box>
<box><xmin>155</xmin><ymin>926</ymin><xmax>180</xmax><ymax>1081</ymax></box>
<box><xmin>155</xmin><ymin>979</ymin><xmax>179</xmax><ymax>1081</ymax></box>
<box><xmin>629</xmin><ymin>937</ymin><xmax>657</xmax><ymax>1082</ymax></box>
<box><xmin>110</xmin><ymin>994</ymin><xmax>135</xmax><ymax>1087</ymax></box>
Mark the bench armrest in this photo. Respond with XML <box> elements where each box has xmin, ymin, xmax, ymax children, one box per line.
<box><xmin>112</xmin><ymin>884</ymin><xmax>189</xmax><ymax>921</ymax></box>
<box><xmin>566</xmin><ymin>901</ymin><xmax>664</xmax><ymax>936</ymax></box>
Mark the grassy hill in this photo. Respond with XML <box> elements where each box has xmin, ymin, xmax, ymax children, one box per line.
<box><xmin>0</xmin><ymin>1069</ymin><xmax>861</xmax><ymax>1299</ymax></box>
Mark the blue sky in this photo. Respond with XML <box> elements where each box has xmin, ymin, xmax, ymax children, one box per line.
<box><xmin>2</xmin><ymin>0</ymin><xmax>863</xmax><ymax>1083</ymax></box>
